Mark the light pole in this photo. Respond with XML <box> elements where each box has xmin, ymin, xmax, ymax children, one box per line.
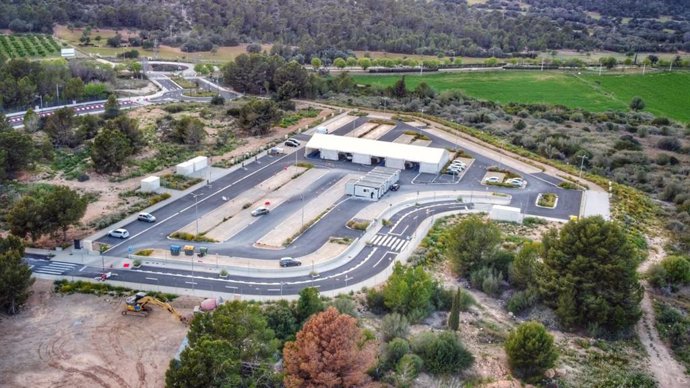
<box><xmin>301</xmin><ymin>193</ymin><xmax>305</xmax><ymax>230</ymax></box>
<box><xmin>578</xmin><ymin>154</ymin><xmax>588</xmax><ymax>179</ymax></box>
<box><xmin>191</xmin><ymin>192</ymin><xmax>204</xmax><ymax>235</ymax></box>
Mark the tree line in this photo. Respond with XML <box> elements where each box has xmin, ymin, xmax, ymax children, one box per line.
<box><xmin>2</xmin><ymin>0</ymin><xmax>688</xmax><ymax>57</ymax></box>
<box><xmin>0</xmin><ymin>58</ymin><xmax>113</xmax><ymax>111</ymax></box>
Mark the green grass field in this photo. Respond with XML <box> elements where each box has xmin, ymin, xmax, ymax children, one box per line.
<box><xmin>352</xmin><ymin>71</ymin><xmax>690</xmax><ymax>122</ymax></box>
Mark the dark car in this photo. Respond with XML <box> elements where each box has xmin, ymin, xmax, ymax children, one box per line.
<box><xmin>279</xmin><ymin>257</ymin><xmax>302</xmax><ymax>267</ymax></box>
<box><xmin>390</xmin><ymin>183</ymin><xmax>400</xmax><ymax>191</ymax></box>
<box><xmin>284</xmin><ymin>139</ymin><xmax>299</xmax><ymax>147</ymax></box>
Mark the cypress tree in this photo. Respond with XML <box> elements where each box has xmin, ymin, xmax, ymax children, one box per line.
<box><xmin>448</xmin><ymin>288</ymin><xmax>461</xmax><ymax>331</ymax></box>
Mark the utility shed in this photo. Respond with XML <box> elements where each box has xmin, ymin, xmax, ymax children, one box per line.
<box><xmin>140</xmin><ymin>176</ymin><xmax>160</xmax><ymax>193</ymax></box>
<box><xmin>305</xmin><ymin>133</ymin><xmax>449</xmax><ymax>173</ymax></box>
<box><xmin>346</xmin><ymin>166</ymin><xmax>400</xmax><ymax>201</ymax></box>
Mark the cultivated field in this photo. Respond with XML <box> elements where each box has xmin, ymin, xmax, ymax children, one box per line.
<box><xmin>0</xmin><ymin>34</ymin><xmax>61</xmax><ymax>60</ymax></box>
<box><xmin>352</xmin><ymin>70</ymin><xmax>690</xmax><ymax>122</ymax></box>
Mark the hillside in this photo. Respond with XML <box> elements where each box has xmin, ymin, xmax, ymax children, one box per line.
<box><xmin>0</xmin><ymin>0</ymin><xmax>688</xmax><ymax>56</ymax></box>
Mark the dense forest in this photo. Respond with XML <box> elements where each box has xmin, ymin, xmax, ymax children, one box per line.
<box><xmin>1</xmin><ymin>0</ymin><xmax>688</xmax><ymax>56</ymax></box>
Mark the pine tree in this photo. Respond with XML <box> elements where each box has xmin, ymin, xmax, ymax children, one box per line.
<box><xmin>448</xmin><ymin>288</ymin><xmax>461</xmax><ymax>331</ymax></box>
<box><xmin>283</xmin><ymin>307</ymin><xmax>376</xmax><ymax>388</ymax></box>
<box><xmin>505</xmin><ymin>321</ymin><xmax>558</xmax><ymax>381</ymax></box>
<box><xmin>103</xmin><ymin>94</ymin><xmax>120</xmax><ymax>119</ymax></box>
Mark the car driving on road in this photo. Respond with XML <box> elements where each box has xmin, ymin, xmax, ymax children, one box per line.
<box><xmin>284</xmin><ymin>139</ymin><xmax>299</xmax><ymax>147</ymax></box>
<box><xmin>251</xmin><ymin>207</ymin><xmax>270</xmax><ymax>216</ymax></box>
<box><xmin>108</xmin><ymin>228</ymin><xmax>130</xmax><ymax>239</ymax></box>
<box><xmin>137</xmin><ymin>212</ymin><xmax>156</xmax><ymax>222</ymax></box>
<box><xmin>279</xmin><ymin>257</ymin><xmax>302</xmax><ymax>267</ymax></box>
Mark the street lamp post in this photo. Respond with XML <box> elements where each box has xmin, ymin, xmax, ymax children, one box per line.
<box><xmin>578</xmin><ymin>154</ymin><xmax>588</xmax><ymax>179</ymax></box>
<box><xmin>192</xmin><ymin>193</ymin><xmax>204</xmax><ymax>235</ymax></box>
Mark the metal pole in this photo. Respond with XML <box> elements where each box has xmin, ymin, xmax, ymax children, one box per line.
<box><xmin>195</xmin><ymin>195</ymin><xmax>199</xmax><ymax>235</ymax></box>
<box><xmin>578</xmin><ymin>154</ymin><xmax>588</xmax><ymax>179</ymax></box>
<box><xmin>301</xmin><ymin>193</ymin><xmax>305</xmax><ymax>229</ymax></box>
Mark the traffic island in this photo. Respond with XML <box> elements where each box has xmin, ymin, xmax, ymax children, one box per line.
<box><xmin>536</xmin><ymin>193</ymin><xmax>559</xmax><ymax>209</ymax></box>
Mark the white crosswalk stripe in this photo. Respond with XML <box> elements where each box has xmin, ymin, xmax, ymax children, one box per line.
<box><xmin>369</xmin><ymin>234</ymin><xmax>409</xmax><ymax>252</ymax></box>
<box><xmin>32</xmin><ymin>261</ymin><xmax>80</xmax><ymax>275</ymax></box>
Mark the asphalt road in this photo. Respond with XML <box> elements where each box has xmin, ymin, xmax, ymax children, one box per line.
<box><xmin>30</xmin><ymin>201</ymin><xmax>469</xmax><ymax>295</ymax></box>
<box><xmin>22</xmin><ymin>93</ymin><xmax>585</xmax><ymax>295</ymax></box>
<box><xmin>7</xmin><ymin>100</ymin><xmax>138</xmax><ymax>127</ymax></box>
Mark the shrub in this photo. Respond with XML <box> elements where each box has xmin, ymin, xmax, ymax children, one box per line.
<box><xmin>505</xmin><ymin>322</ymin><xmax>558</xmax><ymax>381</ymax></box>
<box><xmin>411</xmin><ymin>331</ymin><xmax>474</xmax><ymax>375</ymax></box>
<box><xmin>646</xmin><ymin>263</ymin><xmax>669</xmax><ymax>288</ymax></box>
<box><xmin>210</xmin><ymin>95</ymin><xmax>225</xmax><ymax>105</ymax></box>
<box><xmin>132</xmin><ymin>259</ymin><xmax>142</xmax><ymax>267</ymax></box>
<box><xmin>431</xmin><ymin>283</ymin><xmax>453</xmax><ymax>311</ymax></box>
<box><xmin>537</xmin><ymin>193</ymin><xmax>557</xmax><ymax>208</ymax></box>
<box><xmin>382</xmin><ymin>338</ymin><xmax>410</xmax><ymax>370</ymax></box>
<box><xmin>657</xmin><ymin>137</ymin><xmax>682</xmax><ymax>152</ymax></box>
<box><xmin>396</xmin><ymin>353</ymin><xmax>423</xmax><ymax>380</ymax></box>
<box><xmin>381</xmin><ymin>313</ymin><xmax>410</xmax><ymax>342</ymax></box>
<box><xmin>365</xmin><ymin>288</ymin><xmax>387</xmax><ymax>314</ymax></box>
<box><xmin>661</xmin><ymin>255</ymin><xmax>690</xmax><ymax>285</ymax></box>
<box><xmin>330</xmin><ymin>295</ymin><xmax>358</xmax><ymax>317</ymax></box>
<box><xmin>506</xmin><ymin>289</ymin><xmax>539</xmax><ymax>315</ymax></box>
<box><xmin>481</xmin><ymin>271</ymin><xmax>502</xmax><ymax>296</ymax></box>
<box><xmin>134</xmin><ymin>249</ymin><xmax>153</xmax><ymax>256</ymax></box>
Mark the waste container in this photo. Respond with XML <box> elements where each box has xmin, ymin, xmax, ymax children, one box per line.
<box><xmin>170</xmin><ymin>245</ymin><xmax>181</xmax><ymax>256</ymax></box>
<box><xmin>183</xmin><ymin>245</ymin><xmax>195</xmax><ymax>256</ymax></box>
<box><xmin>199</xmin><ymin>247</ymin><xmax>208</xmax><ymax>257</ymax></box>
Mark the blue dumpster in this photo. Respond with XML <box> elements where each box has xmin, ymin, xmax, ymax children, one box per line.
<box><xmin>199</xmin><ymin>247</ymin><xmax>208</xmax><ymax>257</ymax></box>
<box><xmin>170</xmin><ymin>245</ymin><xmax>181</xmax><ymax>256</ymax></box>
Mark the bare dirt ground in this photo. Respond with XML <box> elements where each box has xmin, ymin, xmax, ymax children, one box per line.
<box><xmin>0</xmin><ymin>280</ymin><xmax>194</xmax><ymax>388</ymax></box>
<box><xmin>636</xmin><ymin>237</ymin><xmax>690</xmax><ymax>388</ymax></box>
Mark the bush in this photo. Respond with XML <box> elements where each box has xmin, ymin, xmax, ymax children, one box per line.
<box><xmin>396</xmin><ymin>353</ymin><xmax>423</xmax><ymax>380</ymax></box>
<box><xmin>382</xmin><ymin>338</ymin><xmax>410</xmax><ymax>370</ymax></box>
<box><xmin>330</xmin><ymin>295</ymin><xmax>358</xmax><ymax>317</ymax></box>
<box><xmin>366</xmin><ymin>288</ymin><xmax>387</xmax><ymax>314</ymax></box>
<box><xmin>381</xmin><ymin>313</ymin><xmax>410</xmax><ymax>342</ymax></box>
<box><xmin>411</xmin><ymin>331</ymin><xmax>474</xmax><ymax>375</ymax></box>
<box><xmin>657</xmin><ymin>137</ymin><xmax>682</xmax><ymax>152</ymax></box>
<box><xmin>506</xmin><ymin>289</ymin><xmax>539</xmax><ymax>315</ymax></box>
<box><xmin>646</xmin><ymin>263</ymin><xmax>669</xmax><ymax>288</ymax></box>
<box><xmin>661</xmin><ymin>255</ymin><xmax>690</xmax><ymax>286</ymax></box>
<box><xmin>210</xmin><ymin>95</ymin><xmax>225</xmax><ymax>105</ymax></box>
<box><xmin>505</xmin><ymin>322</ymin><xmax>558</xmax><ymax>381</ymax></box>
<box><xmin>431</xmin><ymin>283</ymin><xmax>453</xmax><ymax>311</ymax></box>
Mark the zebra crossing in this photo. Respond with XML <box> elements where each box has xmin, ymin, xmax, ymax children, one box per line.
<box><xmin>32</xmin><ymin>261</ymin><xmax>80</xmax><ymax>275</ymax></box>
<box><xmin>369</xmin><ymin>234</ymin><xmax>409</xmax><ymax>252</ymax></box>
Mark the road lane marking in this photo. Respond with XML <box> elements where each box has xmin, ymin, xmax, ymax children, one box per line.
<box><xmin>104</xmin><ymin>147</ymin><xmax>297</xmax><ymax>252</ymax></box>
<box><xmin>145</xmin><ymin>277</ymin><xmax>158</xmax><ymax>281</ymax></box>
<box><xmin>185</xmin><ymin>281</ymin><xmax>197</xmax><ymax>285</ymax></box>
<box><xmin>79</xmin><ymin>266</ymin><xmax>87</xmax><ymax>272</ymax></box>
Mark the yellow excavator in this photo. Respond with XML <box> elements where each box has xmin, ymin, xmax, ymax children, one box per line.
<box><xmin>122</xmin><ymin>292</ymin><xmax>188</xmax><ymax>324</ymax></box>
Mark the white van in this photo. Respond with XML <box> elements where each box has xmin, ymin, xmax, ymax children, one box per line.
<box><xmin>315</xmin><ymin>126</ymin><xmax>328</xmax><ymax>134</ymax></box>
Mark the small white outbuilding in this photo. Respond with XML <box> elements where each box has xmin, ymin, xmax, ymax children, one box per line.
<box><xmin>140</xmin><ymin>176</ymin><xmax>160</xmax><ymax>193</ymax></box>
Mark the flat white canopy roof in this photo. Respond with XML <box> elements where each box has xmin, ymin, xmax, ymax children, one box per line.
<box><xmin>306</xmin><ymin>134</ymin><xmax>447</xmax><ymax>164</ymax></box>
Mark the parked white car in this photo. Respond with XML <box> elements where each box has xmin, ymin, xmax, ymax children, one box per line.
<box><xmin>108</xmin><ymin>228</ymin><xmax>130</xmax><ymax>239</ymax></box>
<box><xmin>484</xmin><ymin>176</ymin><xmax>501</xmax><ymax>183</ymax></box>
